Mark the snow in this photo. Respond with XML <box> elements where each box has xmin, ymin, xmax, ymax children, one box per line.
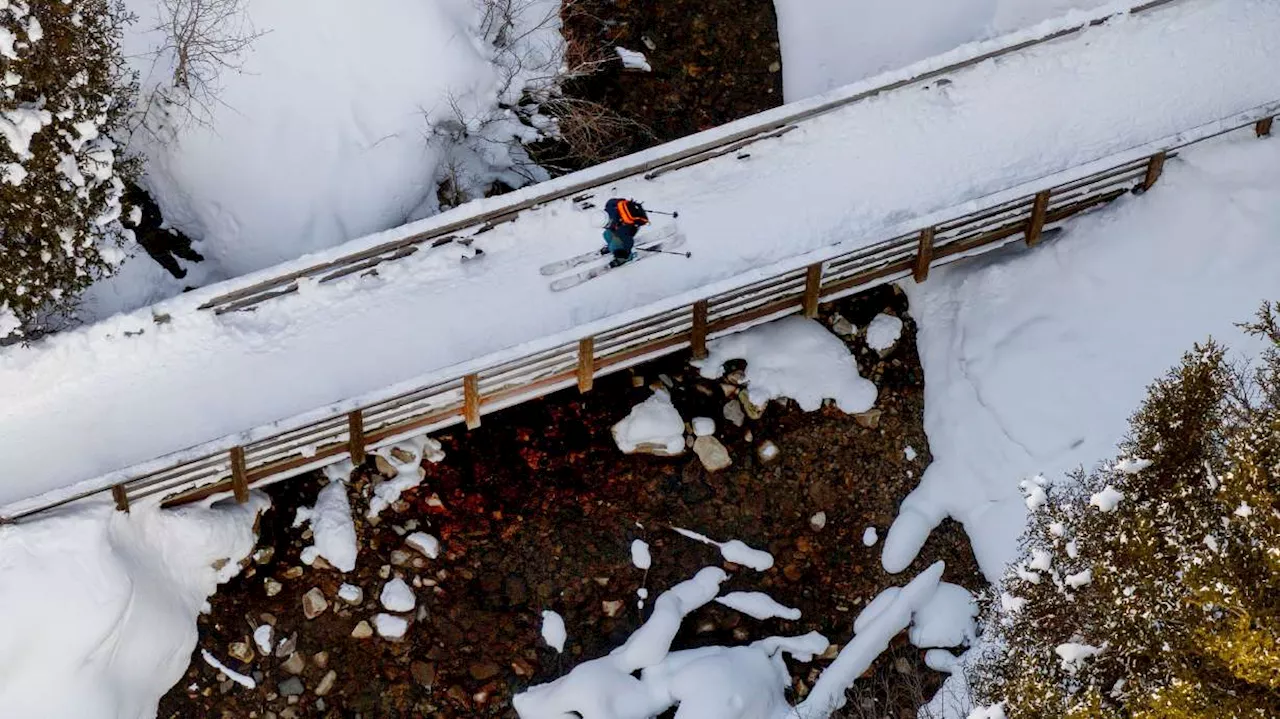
<box><xmin>615</xmin><ymin>47</ymin><xmax>652</xmax><ymax>72</ymax></box>
<box><xmin>541</xmin><ymin>610</ymin><xmax>567</xmax><ymax>653</ymax></box>
<box><xmin>0</xmin><ymin>495</ymin><xmax>268</xmax><ymax>718</ymax></box>
<box><xmin>672</xmin><ymin>527</ymin><xmax>775</xmax><ymax>571</ymax></box>
<box><xmin>253</xmin><ymin>625</ymin><xmax>274</xmax><ymax>655</ymax></box>
<box><xmin>292</xmin><ymin>480</ymin><xmax>357</xmax><ymax>572</ymax></box>
<box><xmin>405</xmin><ymin>531</ymin><xmax>441</xmax><ymax>559</ymax></box>
<box><xmin>5</xmin><ymin>0</ymin><xmax>1279</xmax><ymax>513</ymax></box>
<box><xmin>715</xmin><ymin>591</ymin><xmax>802</xmax><ymax>621</ymax></box>
<box><xmin>630</xmin><ymin>539</ymin><xmax>652</xmax><ymax>570</ymax></box>
<box><xmin>1054</xmin><ymin>642</ymin><xmax>1103</xmax><ymax>675</ymax></box>
<box><xmin>908</xmin><ymin>582</ymin><xmax>977</xmax><ymax>649</ymax></box>
<box><xmin>1113</xmin><ymin>457</ymin><xmax>1153</xmax><ymax>474</ymax></box>
<box><xmin>884</xmin><ymin>131</ymin><xmax>1280</xmax><ymax>581</ymax></box>
<box><xmin>862</xmin><ymin>526</ymin><xmax>878</xmax><ymax>546</ymax></box>
<box><xmin>693</xmin><ymin>316</ymin><xmax>877</xmax><ymax>413</ymax></box>
<box><xmin>379</xmin><ymin>577</ymin><xmax>416</xmax><ymax>613</ymax></box>
<box><xmin>366</xmin><ymin>437</ymin><xmax>441</xmax><ymax>518</ymax></box>
<box><xmin>904</xmin><ymin>445</ymin><xmax>918</xmax><ymax>461</ymax></box>
<box><xmin>200</xmin><ymin>650</ymin><xmax>255</xmax><ymax>690</ymax></box>
<box><xmin>866</xmin><ymin>313</ymin><xmax>904</xmax><ymax>352</ymax></box>
<box><xmin>691</xmin><ymin>417</ymin><xmax>716</xmax><ymax>437</ymax></box>
<box><xmin>1090</xmin><ymin>486</ymin><xmax>1124</xmax><ymax>512</ymax></box>
<box><xmin>1065</xmin><ymin>568</ymin><xmax>1092</xmax><ymax>588</ymax></box>
<box><xmin>613</xmin><ymin>389</ymin><xmax>686</xmax><ymax>455</ymax></box>
<box><xmin>337</xmin><ymin>583</ymin><xmax>364</xmax><ymax>605</ymax></box>
<box><xmin>0</xmin><ymin>106</ymin><xmax>52</xmax><ymax>159</ymax></box>
<box><xmin>373</xmin><ymin>613</ymin><xmax>409</xmax><ymax>639</ymax></box>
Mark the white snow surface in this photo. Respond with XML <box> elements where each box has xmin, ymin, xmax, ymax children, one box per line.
<box><xmin>866</xmin><ymin>313</ymin><xmax>904</xmax><ymax>352</ymax></box>
<box><xmin>631</xmin><ymin>539</ymin><xmax>652</xmax><ymax>570</ymax></box>
<box><xmin>884</xmin><ymin>131</ymin><xmax>1280</xmax><ymax>581</ymax></box>
<box><xmin>613</xmin><ymin>390</ymin><xmax>686</xmax><ymax>455</ymax></box>
<box><xmin>672</xmin><ymin>527</ymin><xmax>775</xmax><ymax>571</ymax></box>
<box><xmin>0</xmin><ymin>495</ymin><xmax>268</xmax><ymax>719</ymax></box>
<box><xmin>379</xmin><ymin>577</ymin><xmax>416</xmax><ymax>613</ymax></box>
<box><xmin>908</xmin><ymin>582</ymin><xmax>978</xmax><ymax>649</ymax></box>
<box><xmin>293</xmin><ymin>480</ymin><xmax>357</xmax><ymax>572</ymax></box>
<box><xmin>541</xmin><ymin>610</ymin><xmax>568</xmax><ymax>653</ymax></box>
<box><xmin>694</xmin><ymin>316</ymin><xmax>877</xmax><ymax>413</ymax></box>
<box><xmin>715</xmin><ymin>591</ymin><xmax>802</xmax><ymax>621</ymax></box>
<box><xmin>5</xmin><ymin>0</ymin><xmax>1280</xmax><ymax>511</ymax></box>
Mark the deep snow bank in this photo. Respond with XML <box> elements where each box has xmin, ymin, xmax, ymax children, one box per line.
<box><xmin>0</xmin><ymin>495</ymin><xmax>268</xmax><ymax>718</ymax></box>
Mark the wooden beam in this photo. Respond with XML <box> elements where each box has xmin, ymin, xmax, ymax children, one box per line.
<box><xmin>1140</xmin><ymin>151</ymin><xmax>1166</xmax><ymax>192</ymax></box>
<box><xmin>230</xmin><ymin>446</ymin><xmax>250</xmax><ymax>504</ymax></box>
<box><xmin>912</xmin><ymin>227</ymin><xmax>935</xmax><ymax>283</ymax></box>
<box><xmin>690</xmin><ymin>300</ymin><xmax>709</xmax><ymax>360</ymax></box>
<box><xmin>347</xmin><ymin>410</ymin><xmax>366</xmax><ymax>466</ymax></box>
<box><xmin>1025</xmin><ymin>190</ymin><xmax>1051</xmax><ymax>247</ymax></box>
<box><xmin>1258</xmin><ymin>117</ymin><xmax>1274</xmax><ymax>138</ymax></box>
<box><xmin>577</xmin><ymin>337</ymin><xmax>595</xmax><ymax>393</ymax></box>
<box><xmin>463</xmin><ymin>374</ymin><xmax>481</xmax><ymax>429</ymax></box>
<box><xmin>112</xmin><ymin>484</ymin><xmax>130</xmax><ymax>512</ymax></box>
<box><xmin>802</xmin><ymin>263</ymin><xmax>823</xmax><ymax>318</ymax></box>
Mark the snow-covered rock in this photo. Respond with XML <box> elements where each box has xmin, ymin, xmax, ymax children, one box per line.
<box><xmin>293</xmin><ymin>480</ymin><xmax>358</xmax><ymax>572</ymax></box>
<box><xmin>374</xmin><ymin>613</ymin><xmax>409</xmax><ymax>640</ymax></box>
<box><xmin>612</xmin><ymin>389</ymin><xmax>685</xmax><ymax>456</ymax></box>
<box><xmin>379</xmin><ymin>578</ymin><xmax>416</xmax><ymax>613</ymax></box>
<box><xmin>908</xmin><ymin>582</ymin><xmax>977</xmax><ymax>649</ymax></box>
<box><xmin>405</xmin><ymin>531</ymin><xmax>440</xmax><ymax>559</ymax></box>
<box><xmin>865</xmin><ymin>313</ymin><xmax>904</xmax><ymax>354</ymax></box>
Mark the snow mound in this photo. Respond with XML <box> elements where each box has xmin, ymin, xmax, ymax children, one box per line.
<box><xmin>1090</xmin><ymin>486</ymin><xmax>1124</xmax><ymax>512</ymax></box>
<box><xmin>0</xmin><ymin>495</ymin><xmax>268</xmax><ymax>719</ymax></box>
<box><xmin>612</xmin><ymin>389</ymin><xmax>685</xmax><ymax>455</ymax></box>
<box><xmin>909</xmin><ymin>582</ymin><xmax>978</xmax><ymax>649</ymax></box>
<box><xmin>692</xmin><ymin>316</ymin><xmax>877</xmax><ymax>414</ymax></box>
<box><xmin>541</xmin><ymin>610</ymin><xmax>567</xmax><ymax>653</ymax></box>
<box><xmin>715</xmin><ymin>591</ymin><xmax>801</xmax><ymax>621</ymax></box>
<box><xmin>379</xmin><ymin>578</ymin><xmax>416</xmax><ymax>613</ymax></box>
<box><xmin>866</xmin><ymin>313</ymin><xmax>904</xmax><ymax>352</ymax></box>
<box><xmin>293</xmin><ymin>480</ymin><xmax>357</xmax><ymax>572</ymax></box>
<box><xmin>672</xmin><ymin>527</ymin><xmax>774</xmax><ymax>571</ymax></box>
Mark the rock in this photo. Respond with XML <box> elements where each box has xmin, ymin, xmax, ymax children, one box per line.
<box><xmin>412</xmin><ymin>661</ymin><xmax>437</xmax><ymax>688</ymax></box>
<box><xmin>631</xmin><ymin>374</ymin><xmax>645</xmax><ymax>388</ymax></box>
<box><xmin>405</xmin><ymin>532</ymin><xmax>441</xmax><ymax>559</ymax></box>
<box><xmin>282</xmin><ymin>566</ymin><xmax>304</xmax><ymax>580</ymax></box>
<box><xmin>337</xmin><ymin>583</ymin><xmax>363</xmax><ymax>605</ymax></box>
<box><xmin>315</xmin><ymin>670</ymin><xmax>337</xmax><ymax>697</ymax></box>
<box><xmin>281</xmin><ymin>652</ymin><xmax>306</xmax><ymax>675</ymax></box>
<box><xmin>378</xmin><ymin>564</ymin><xmax>391</xmax><ymax>579</ymax></box>
<box><xmin>894</xmin><ymin>657</ymin><xmax>912</xmax><ymax>675</ymax></box>
<box><xmin>511</xmin><ymin>657</ymin><xmax>535</xmax><ymax>678</ymax></box>
<box><xmin>227</xmin><ymin>641</ymin><xmax>254</xmax><ymax>664</ymax></box>
<box><xmin>469</xmin><ymin>661</ymin><xmax>501</xmax><ymax>681</ymax></box>
<box><xmin>768</xmin><ymin>60</ymin><xmax>781</xmax><ymax>73</ymax></box>
<box><xmin>302</xmin><ymin>588</ymin><xmax>328</xmax><ymax>619</ymax></box>
<box><xmin>854</xmin><ymin>409</ymin><xmax>882</xmax><ymax>429</ymax></box>
<box><xmin>693</xmin><ymin>436</ymin><xmax>732</xmax><ymax>472</ymax></box>
<box><xmin>829</xmin><ymin>313</ymin><xmax>854</xmax><ymax>336</ymax></box>
<box><xmin>725</xmin><ymin>369</ymin><xmax>747</xmax><ymax>386</ymax></box>
<box><xmin>739</xmin><ymin>391</ymin><xmax>766</xmax><ymax>420</ymax></box>
<box><xmin>658</xmin><ymin>373</ymin><xmax>674</xmax><ymax>388</ymax></box>
<box><xmin>275</xmin><ymin>632</ymin><xmax>298</xmax><ymax>658</ymax></box>
<box><xmin>757</xmin><ymin>440</ymin><xmax>780</xmax><ymax>463</ymax></box>
<box><xmin>351</xmin><ymin>621</ymin><xmax>374</xmax><ymax>639</ymax></box>
<box><xmin>809</xmin><ymin>511</ymin><xmax>827</xmax><ymax>531</ymax></box>
<box><xmin>733</xmin><ymin>627</ymin><xmax>750</xmax><ymax>642</ymax></box>
<box><xmin>253</xmin><ymin>547</ymin><xmax>274</xmax><ymax>565</ymax></box>
<box><xmin>389</xmin><ymin>549</ymin><xmax>412</xmax><ymax>567</ymax></box>
<box><xmin>783</xmin><ymin>564</ymin><xmax>803</xmax><ymax>581</ymax></box>
<box><xmin>601</xmin><ymin>599</ymin><xmax>625</xmax><ymax>618</ymax></box>
<box><xmin>278</xmin><ymin>677</ymin><xmax>305</xmax><ymax>697</ymax></box>
<box><xmin>312</xmin><ymin>651</ymin><xmax>329</xmax><ymax>669</ymax></box>
<box><xmin>720</xmin><ymin>382</ymin><xmax>738</xmax><ymax>398</ymax></box>
<box><xmin>373</xmin><ymin>454</ymin><xmax>398</xmax><ymax>478</ymax></box>
<box><xmin>259</xmin><ymin>612</ymin><xmax>278</xmax><ymax>626</ymax></box>
<box><xmin>390</xmin><ymin>446</ymin><xmax>415</xmax><ymax>464</ymax></box>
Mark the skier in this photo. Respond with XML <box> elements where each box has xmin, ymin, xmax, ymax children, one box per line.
<box><xmin>600</xmin><ymin>198</ymin><xmax>649</xmax><ymax>267</ymax></box>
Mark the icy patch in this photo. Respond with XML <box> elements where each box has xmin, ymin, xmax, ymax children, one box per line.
<box><xmin>612</xmin><ymin>389</ymin><xmax>685</xmax><ymax>455</ymax></box>
<box><xmin>541</xmin><ymin>610</ymin><xmax>567</xmax><ymax>653</ymax></box>
<box><xmin>866</xmin><ymin>313</ymin><xmax>903</xmax><ymax>352</ymax></box>
<box><xmin>630</xmin><ymin>539</ymin><xmax>652</xmax><ymax>570</ymax></box>
<box><xmin>672</xmin><ymin>527</ymin><xmax>774</xmax><ymax>571</ymax></box>
<box><xmin>615</xmin><ymin>46</ymin><xmax>652</xmax><ymax>72</ymax></box>
<box><xmin>293</xmin><ymin>480</ymin><xmax>357</xmax><ymax>572</ymax></box>
<box><xmin>379</xmin><ymin>578</ymin><xmax>416</xmax><ymax>613</ymax></box>
<box><xmin>908</xmin><ymin>582</ymin><xmax>977</xmax><ymax>649</ymax></box>
<box><xmin>715</xmin><ymin>591</ymin><xmax>801</xmax><ymax>621</ymax></box>
<box><xmin>692</xmin><ymin>316</ymin><xmax>877</xmax><ymax>413</ymax></box>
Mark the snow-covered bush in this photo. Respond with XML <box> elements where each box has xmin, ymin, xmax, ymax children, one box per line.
<box><xmin>969</xmin><ymin>304</ymin><xmax>1280</xmax><ymax>718</ymax></box>
<box><xmin>0</xmin><ymin>0</ymin><xmax>138</xmax><ymax>337</ymax></box>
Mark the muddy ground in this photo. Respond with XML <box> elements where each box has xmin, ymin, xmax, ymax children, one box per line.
<box><xmin>159</xmin><ymin>285</ymin><xmax>983</xmax><ymax>719</ymax></box>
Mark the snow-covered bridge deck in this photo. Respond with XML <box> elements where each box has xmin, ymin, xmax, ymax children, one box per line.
<box><xmin>2</xmin><ymin>0</ymin><xmax>1279</xmax><ymax>518</ymax></box>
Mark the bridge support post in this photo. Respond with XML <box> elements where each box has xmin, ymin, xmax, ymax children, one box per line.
<box><xmin>1025</xmin><ymin>191</ymin><xmax>1051</xmax><ymax>247</ymax></box>
<box><xmin>913</xmin><ymin>227</ymin><xmax>935</xmax><ymax>283</ymax></box>
<box><xmin>230</xmin><ymin>446</ymin><xmax>250</xmax><ymax>504</ymax></box>
<box><xmin>463</xmin><ymin>374</ymin><xmax>481</xmax><ymax>430</ymax></box>
<box><xmin>1141</xmin><ymin>151</ymin><xmax>1166</xmax><ymax>192</ymax></box>
<box><xmin>577</xmin><ymin>338</ymin><xmax>595</xmax><ymax>393</ymax></box>
<box><xmin>691</xmin><ymin>300</ymin><xmax>709</xmax><ymax>360</ymax></box>
<box><xmin>112</xmin><ymin>484</ymin><xmax>130</xmax><ymax>512</ymax></box>
<box><xmin>802</xmin><ymin>264</ymin><xmax>823</xmax><ymax>318</ymax></box>
<box><xmin>347</xmin><ymin>410</ymin><xmax>366</xmax><ymax>466</ymax></box>
<box><xmin>1258</xmin><ymin>117</ymin><xmax>1274</xmax><ymax>138</ymax></box>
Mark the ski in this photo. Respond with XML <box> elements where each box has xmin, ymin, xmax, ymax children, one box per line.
<box><xmin>539</xmin><ymin>226</ymin><xmax>678</xmax><ymax>276</ymax></box>
<box><xmin>550</xmin><ymin>234</ymin><xmax>687</xmax><ymax>292</ymax></box>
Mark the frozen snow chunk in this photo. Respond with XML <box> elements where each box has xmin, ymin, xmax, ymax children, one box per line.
<box><xmin>337</xmin><ymin>583</ymin><xmax>364</xmax><ymax>605</ymax></box>
<box><xmin>541</xmin><ymin>610</ymin><xmax>567</xmax><ymax>653</ymax></box>
<box><xmin>672</xmin><ymin>527</ymin><xmax>774</xmax><ymax>571</ymax></box>
<box><xmin>1113</xmin><ymin>457</ymin><xmax>1152</xmax><ymax>474</ymax></box>
<box><xmin>612</xmin><ymin>389</ymin><xmax>685</xmax><ymax>456</ymax></box>
<box><xmin>1020</xmin><ymin>475</ymin><xmax>1048</xmax><ymax>511</ymax></box>
<box><xmin>1028</xmin><ymin>549</ymin><xmax>1052</xmax><ymax>572</ymax></box>
<box><xmin>1235</xmin><ymin>502</ymin><xmax>1253</xmax><ymax>518</ymax></box>
<box><xmin>379</xmin><ymin>577</ymin><xmax>416</xmax><ymax>613</ymax></box>
<box><xmin>1055</xmin><ymin>642</ymin><xmax>1103</xmax><ymax>675</ymax></box>
<box><xmin>1065</xmin><ymin>568</ymin><xmax>1092</xmax><ymax>588</ymax></box>
<box><xmin>293</xmin><ymin>480</ymin><xmax>358</xmax><ymax>572</ymax></box>
<box><xmin>908</xmin><ymin>582</ymin><xmax>977</xmax><ymax>649</ymax></box>
<box><xmin>253</xmin><ymin>625</ymin><xmax>274</xmax><ymax>655</ymax></box>
<box><xmin>715</xmin><ymin>591</ymin><xmax>801</xmax><ymax>620</ymax></box>
<box><xmin>201</xmin><ymin>649</ymin><xmax>256</xmax><ymax>689</ymax></box>
<box><xmin>1000</xmin><ymin>592</ymin><xmax>1026</xmax><ymax>614</ymax></box>
<box><xmin>1</xmin><ymin>161</ymin><xmax>26</xmax><ymax>186</ymax></box>
<box><xmin>373</xmin><ymin>613</ymin><xmax>409</xmax><ymax>640</ymax></box>
<box><xmin>862</xmin><ymin>526</ymin><xmax>878</xmax><ymax>546</ymax></box>
<box><xmin>924</xmin><ymin>648</ymin><xmax>959</xmax><ymax>673</ymax></box>
<box><xmin>691</xmin><ymin>416</ymin><xmax>716</xmax><ymax>437</ymax></box>
<box><xmin>405</xmin><ymin>531</ymin><xmax>440</xmax><ymax>559</ymax></box>
<box><xmin>1090</xmin><ymin>485</ymin><xmax>1124</xmax><ymax>512</ymax></box>
<box><xmin>615</xmin><ymin>46</ymin><xmax>652</xmax><ymax>72</ymax></box>
<box><xmin>866</xmin><ymin>313</ymin><xmax>903</xmax><ymax>353</ymax></box>
<box><xmin>904</xmin><ymin>445</ymin><xmax>917</xmax><ymax>461</ymax></box>
<box><xmin>969</xmin><ymin>703</ymin><xmax>1009</xmax><ymax>719</ymax></box>
<box><xmin>630</xmin><ymin>539</ymin><xmax>652</xmax><ymax>570</ymax></box>
<box><xmin>1</xmin><ymin>106</ymin><xmax>53</xmax><ymax>159</ymax></box>
<box><xmin>692</xmin><ymin>316</ymin><xmax>877</xmax><ymax>414</ymax></box>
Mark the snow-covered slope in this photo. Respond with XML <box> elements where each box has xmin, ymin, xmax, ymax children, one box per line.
<box><xmin>2</xmin><ymin>0</ymin><xmax>1278</xmax><ymax>508</ymax></box>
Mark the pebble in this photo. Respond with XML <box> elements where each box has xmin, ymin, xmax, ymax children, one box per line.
<box><xmin>829</xmin><ymin>313</ymin><xmax>854</xmax><ymax>336</ymax></box>
<box><xmin>315</xmin><ymin>670</ymin><xmax>337</xmax><ymax>697</ymax></box>
<box><xmin>722</xmin><ymin>399</ymin><xmax>746</xmax><ymax>427</ymax></box>
<box><xmin>511</xmin><ymin>657</ymin><xmax>535</xmax><ymax>678</ymax></box>
<box><xmin>277</xmin><ymin>677</ymin><xmax>304</xmax><ymax>697</ymax></box>
<box><xmin>412</xmin><ymin>661</ymin><xmax>437</xmax><ymax>688</ymax></box>
<box><xmin>601</xmin><ymin>599</ymin><xmax>624</xmax><ymax>617</ymax></box>
<box><xmin>757</xmin><ymin>440</ymin><xmax>780</xmax><ymax>463</ymax></box>
<box><xmin>389</xmin><ymin>550</ymin><xmax>412</xmax><ymax>567</ymax></box>
<box><xmin>253</xmin><ymin>547</ymin><xmax>274</xmax><ymax>565</ymax></box>
<box><xmin>693</xmin><ymin>435</ymin><xmax>732</xmax><ymax>472</ymax></box>
<box><xmin>302</xmin><ymin>588</ymin><xmax>328</xmax><ymax>619</ymax></box>
<box><xmin>351</xmin><ymin>621</ymin><xmax>374</xmax><ymax>639</ymax></box>
<box><xmin>854</xmin><ymin>409</ymin><xmax>882</xmax><ymax>429</ymax></box>
<box><xmin>312</xmin><ymin>651</ymin><xmax>329</xmax><ymax>669</ymax></box>
<box><xmin>378</xmin><ymin>564</ymin><xmax>392</xmax><ymax>579</ymax></box>
<box><xmin>469</xmin><ymin>661</ymin><xmax>501</xmax><ymax>681</ymax></box>
<box><xmin>374</xmin><ymin>454</ymin><xmax>398</xmax><ymax>478</ymax></box>
<box><xmin>281</xmin><ymin>652</ymin><xmax>306</xmax><ymax>675</ymax></box>
<box><xmin>264</xmin><ymin>578</ymin><xmax>283</xmax><ymax>597</ymax></box>
<box><xmin>227</xmin><ymin>641</ymin><xmax>254</xmax><ymax>664</ymax></box>
<box><xmin>809</xmin><ymin>511</ymin><xmax>827</xmax><ymax>531</ymax></box>
<box><xmin>283</xmin><ymin>566</ymin><xmax>304</xmax><ymax>580</ymax></box>
<box><xmin>275</xmin><ymin>632</ymin><xmax>297</xmax><ymax>658</ymax></box>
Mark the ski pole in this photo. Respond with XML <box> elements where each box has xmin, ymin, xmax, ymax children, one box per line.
<box><xmin>637</xmin><ymin>246</ymin><xmax>691</xmax><ymax>258</ymax></box>
<box><xmin>647</xmin><ymin>209</ymin><xmax>679</xmax><ymax>218</ymax></box>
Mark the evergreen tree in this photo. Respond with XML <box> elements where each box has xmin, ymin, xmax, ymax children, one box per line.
<box><xmin>0</xmin><ymin>0</ymin><xmax>138</xmax><ymax>338</ymax></box>
<box><xmin>970</xmin><ymin>302</ymin><xmax>1280</xmax><ymax>718</ymax></box>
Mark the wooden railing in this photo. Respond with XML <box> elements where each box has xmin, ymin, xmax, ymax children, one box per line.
<box><xmin>2</xmin><ymin>110</ymin><xmax>1268</xmax><ymax>523</ymax></box>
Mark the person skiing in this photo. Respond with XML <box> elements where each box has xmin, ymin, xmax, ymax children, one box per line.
<box><xmin>600</xmin><ymin>198</ymin><xmax>649</xmax><ymax>267</ymax></box>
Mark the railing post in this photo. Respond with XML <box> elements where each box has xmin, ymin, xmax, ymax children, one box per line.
<box><xmin>230</xmin><ymin>446</ymin><xmax>250</xmax><ymax>504</ymax></box>
<box><xmin>913</xmin><ymin>227</ymin><xmax>935</xmax><ymax>283</ymax></box>
<box><xmin>690</xmin><ymin>300</ymin><xmax>709</xmax><ymax>360</ymax></box>
<box><xmin>1140</xmin><ymin>151</ymin><xmax>1166</xmax><ymax>192</ymax></box>
<box><xmin>463</xmin><ymin>374</ymin><xmax>481</xmax><ymax>430</ymax></box>
<box><xmin>1258</xmin><ymin>117</ymin><xmax>1274</xmax><ymax>138</ymax></box>
<box><xmin>577</xmin><ymin>338</ymin><xmax>595</xmax><ymax>393</ymax></box>
<box><xmin>112</xmin><ymin>484</ymin><xmax>130</xmax><ymax>513</ymax></box>
<box><xmin>1025</xmin><ymin>190</ymin><xmax>1051</xmax><ymax>247</ymax></box>
<box><xmin>802</xmin><ymin>263</ymin><xmax>823</xmax><ymax>318</ymax></box>
<box><xmin>347</xmin><ymin>410</ymin><xmax>366</xmax><ymax>466</ymax></box>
